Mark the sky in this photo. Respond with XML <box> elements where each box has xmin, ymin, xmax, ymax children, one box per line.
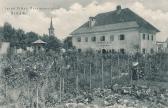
<box><xmin>0</xmin><ymin>0</ymin><xmax>168</xmax><ymax>41</ymax></box>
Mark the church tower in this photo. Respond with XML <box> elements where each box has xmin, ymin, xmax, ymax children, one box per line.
<box><xmin>48</xmin><ymin>17</ymin><xmax>55</xmax><ymax>37</ymax></box>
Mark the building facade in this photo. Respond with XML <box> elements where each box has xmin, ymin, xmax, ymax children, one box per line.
<box><xmin>157</xmin><ymin>39</ymin><xmax>168</xmax><ymax>53</ymax></box>
<box><xmin>0</xmin><ymin>42</ymin><xmax>10</xmax><ymax>55</ymax></box>
<box><xmin>71</xmin><ymin>6</ymin><xmax>159</xmax><ymax>54</ymax></box>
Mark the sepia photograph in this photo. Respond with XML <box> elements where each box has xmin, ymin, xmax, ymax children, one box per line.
<box><xmin>0</xmin><ymin>0</ymin><xmax>168</xmax><ymax>108</ymax></box>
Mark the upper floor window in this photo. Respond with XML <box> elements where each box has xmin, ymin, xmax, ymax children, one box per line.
<box><xmin>148</xmin><ymin>34</ymin><xmax>150</xmax><ymax>40</ymax></box>
<box><xmin>85</xmin><ymin>37</ymin><xmax>88</xmax><ymax>42</ymax></box>
<box><xmin>110</xmin><ymin>35</ymin><xmax>114</xmax><ymax>41</ymax></box>
<box><xmin>100</xmin><ymin>36</ymin><xmax>105</xmax><ymax>41</ymax></box>
<box><xmin>119</xmin><ymin>34</ymin><xmax>125</xmax><ymax>40</ymax></box>
<box><xmin>142</xmin><ymin>34</ymin><xmax>146</xmax><ymax>40</ymax></box>
<box><xmin>151</xmin><ymin>35</ymin><xmax>154</xmax><ymax>41</ymax></box>
<box><xmin>91</xmin><ymin>36</ymin><xmax>96</xmax><ymax>42</ymax></box>
<box><xmin>77</xmin><ymin>37</ymin><xmax>81</xmax><ymax>42</ymax></box>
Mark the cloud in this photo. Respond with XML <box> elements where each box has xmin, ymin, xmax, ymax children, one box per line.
<box><xmin>0</xmin><ymin>0</ymin><xmax>168</xmax><ymax>41</ymax></box>
<box><xmin>50</xmin><ymin>1</ymin><xmax>118</xmax><ymax>39</ymax></box>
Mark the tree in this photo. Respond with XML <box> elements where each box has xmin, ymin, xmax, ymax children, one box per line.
<box><xmin>3</xmin><ymin>22</ymin><xmax>14</xmax><ymax>42</ymax></box>
<box><xmin>63</xmin><ymin>36</ymin><xmax>73</xmax><ymax>49</ymax></box>
<box><xmin>25</xmin><ymin>32</ymin><xmax>38</xmax><ymax>47</ymax></box>
<box><xmin>41</xmin><ymin>35</ymin><xmax>62</xmax><ymax>52</ymax></box>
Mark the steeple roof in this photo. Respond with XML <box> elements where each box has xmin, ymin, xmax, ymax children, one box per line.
<box><xmin>50</xmin><ymin>17</ymin><xmax>54</xmax><ymax>29</ymax></box>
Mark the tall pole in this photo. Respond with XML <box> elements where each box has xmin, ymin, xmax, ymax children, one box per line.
<box><xmin>59</xmin><ymin>77</ymin><xmax>62</xmax><ymax>103</ymax></box>
<box><xmin>62</xmin><ymin>78</ymin><xmax>64</xmax><ymax>96</ymax></box>
<box><xmin>110</xmin><ymin>55</ymin><xmax>113</xmax><ymax>85</ymax></box>
<box><xmin>76</xmin><ymin>53</ymin><xmax>79</xmax><ymax>94</ymax></box>
<box><xmin>36</xmin><ymin>82</ymin><xmax>39</xmax><ymax>108</ymax></box>
<box><xmin>129</xmin><ymin>56</ymin><xmax>133</xmax><ymax>88</ymax></box>
<box><xmin>83</xmin><ymin>65</ymin><xmax>86</xmax><ymax>80</ymax></box>
<box><xmin>76</xmin><ymin>75</ymin><xmax>79</xmax><ymax>93</ymax></box>
<box><xmin>118</xmin><ymin>54</ymin><xmax>120</xmax><ymax>78</ymax></box>
<box><xmin>101</xmin><ymin>58</ymin><xmax>104</xmax><ymax>89</ymax></box>
<box><xmin>89</xmin><ymin>63</ymin><xmax>92</xmax><ymax>91</ymax></box>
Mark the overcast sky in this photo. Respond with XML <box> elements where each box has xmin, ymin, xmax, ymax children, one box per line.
<box><xmin>0</xmin><ymin>0</ymin><xmax>168</xmax><ymax>41</ymax></box>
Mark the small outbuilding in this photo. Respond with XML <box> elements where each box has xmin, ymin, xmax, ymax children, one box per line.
<box><xmin>32</xmin><ymin>39</ymin><xmax>47</xmax><ymax>52</ymax></box>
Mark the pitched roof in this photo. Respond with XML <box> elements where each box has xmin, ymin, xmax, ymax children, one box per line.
<box><xmin>71</xmin><ymin>21</ymin><xmax>139</xmax><ymax>35</ymax></box>
<box><xmin>71</xmin><ymin>8</ymin><xmax>160</xmax><ymax>35</ymax></box>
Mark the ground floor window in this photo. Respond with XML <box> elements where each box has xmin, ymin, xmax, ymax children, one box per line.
<box><xmin>102</xmin><ymin>49</ymin><xmax>107</xmax><ymax>54</ymax></box>
<box><xmin>120</xmin><ymin>49</ymin><xmax>125</xmax><ymax>54</ymax></box>
<box><xmin>78</xmin><ymin>49</ymin><xmax>81</xmax><ymax>53</ymax></box>
<box><xmin>150</xmin><ymin>48</ymin><xmax>154</xmax><ymax>54</ymax></box>
<box><xmin>112</xmin><ymin>49</ymin><xmax>115</xmax><ymax>53</ymax></box>
<box><xmin>142</xmin><ymin>48</ymin><xmax>146</xmax><ymax>54</ymax></box>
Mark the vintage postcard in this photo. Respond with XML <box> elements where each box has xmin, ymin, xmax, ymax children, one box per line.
<box><xmin>0</xmin><ymin>0</ymin><xmax>168</xmax><ymax>108</ymax></box>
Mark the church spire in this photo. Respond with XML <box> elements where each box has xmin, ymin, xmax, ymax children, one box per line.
<box><xmin>50</xmin><ymin>17</ymin><xmax>54</xmax><ymax>29</ymax></box>
<box><xmin>48</xmin><ymin>17</ymin><xmax>55</xmax><ymax>37</ymax></box>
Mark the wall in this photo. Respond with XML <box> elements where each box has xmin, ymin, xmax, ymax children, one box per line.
<box><xmin>140</xmin><ymin>33</ymin><xmax>157</xmax><ymax>54</ymax></box>
<box><xmin>72</xmin><ymin>28</ymin><xmax>141</xmax><ymax>54</ymax></box>
<box><xmin>0</xmin><ymin>42</ymin><xmax>10</xmax><ymax>55</ymax></box>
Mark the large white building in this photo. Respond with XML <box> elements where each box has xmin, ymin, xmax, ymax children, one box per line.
<box><xmin>71</xmin><ymin>5</ymin><xmax>160</xmax><ymax>54</ymax></box>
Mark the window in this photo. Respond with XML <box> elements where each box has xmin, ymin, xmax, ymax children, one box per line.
<box><xmin>110</xmin><ymin>35</ymin><xmax>114</xmax><ymax>41</ymax></box>
<box><xmin>102</xmin><ymin>49</ymin><xmax>106</xmax><ymax>54</ymax></box>
<box><xmin>142</xmin><ymin>34</ymin><xmax>145</xmax><ymax>40</ymax></box>
<box><xmin>148</xmin><ymin>34</ymin><xmax>150</xmax><ymax>40</ymax></box>
<box><xmin>150</xmin><ymin>49</ymin><xmax>154</xmax><ymax>54</ymax></box>
<box><xmin>151</xmin><ymin>35</ymin><xmax>154</xmax><ymax>41</ymax></box>
<box><xmin>120</xmin><ymin>49</ymin><xmax>125</xmax><ymax>54</ymax></box>
<box><xmin>100</xmin><ymin>36</ymin><xmax>105</xmax><ymax>41</ymax></box>
<box><xmin>91</xmin><ymin>36</ymin><xmax>96</xmax><ymax>42</ymax></box>
<box><xmin>112</xmin><ymin>49</ymin><xmax>115</xmax><ymax>53</ymax></box>
<box><xmin>77</xmin><ymin>37</ymin><xmax>81</xmax><ymax>42</ymax></box>
<box><xmin>78</xmin><ymin>49</ymin><xmax>81</xmax><ymax>52</ymax></box>
<box><xmin>142</xmin><ymin>48</ymin><xmax>146</xmax><ymax>54</ymax></box>
<box><xmin>119</xmin><ymin>34</ymin><xmax>125</xmax><ymax>40</ymax></box>
<box><xmin>85</xmin><ymin>37</ymin><xmax>88</xmax><ymax>42</ymax></box>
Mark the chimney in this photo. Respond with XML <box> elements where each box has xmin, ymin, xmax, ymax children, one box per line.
<box><xmin>89</xmin><ymin>17</ymin><xmax>96</xmax><ymax>28</ymax></box>
<box><xmin>116</xmin><ymin>5</ymin><xmax>122</xmax><ymax>14</ymax></box>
